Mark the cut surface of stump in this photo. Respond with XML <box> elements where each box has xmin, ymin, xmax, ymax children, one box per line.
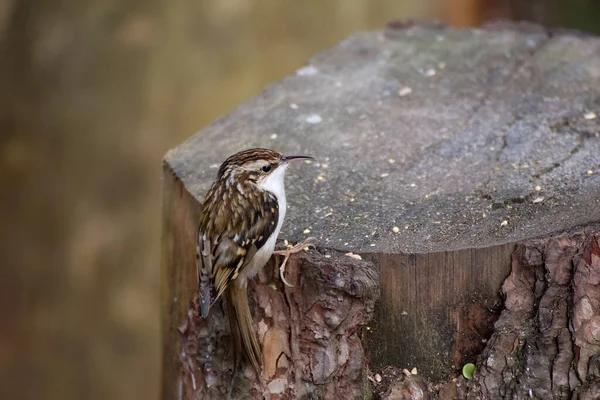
<box><xmin>162</xmin><ymin>21</ymin><xmax>600</xmax><ymax>399</ymax></box>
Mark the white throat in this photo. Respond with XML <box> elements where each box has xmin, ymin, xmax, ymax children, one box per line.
<box><xmin>241</xmin><ymin>165</ymin><xmax>287</xmax><ymax>280</ymax></box>
<box><xmin>257</xmin><ymin>164</ymin><xmax>287</xmax><ymax>210</ymax></box>
<box><xmin>258</xmin><ymin>165</ymin><xmax>287</xmax><ymax>240</ymax></box>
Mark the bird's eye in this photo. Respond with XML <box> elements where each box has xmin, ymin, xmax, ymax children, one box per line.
<box><xmin>261</xmin><ymin>165</ymin><xmax>272</xmax><ymax>173</ymax></box>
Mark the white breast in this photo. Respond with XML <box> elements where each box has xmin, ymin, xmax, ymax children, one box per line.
<box><xmin>242</xmin><ymin>165</ymin><xmax>287</xmax><ymax>279</ymax></box>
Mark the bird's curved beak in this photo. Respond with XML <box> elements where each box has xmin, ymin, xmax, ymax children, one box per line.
<box><xmin>281</xmin><ymin>155</ymin><xmax>315</xmax><ymax>163</ymax></box>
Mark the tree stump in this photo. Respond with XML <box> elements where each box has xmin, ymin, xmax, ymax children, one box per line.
<box><xmin>162</xmin><ymin>21</ymin><xmax>600</xmax><ymax>399</ymax></box>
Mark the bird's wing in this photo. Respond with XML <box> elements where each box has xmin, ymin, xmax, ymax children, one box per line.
<box><xmin>197</xmin><ymin>191</ymin><xmax>279</xmax><ymax>317</ymax></box>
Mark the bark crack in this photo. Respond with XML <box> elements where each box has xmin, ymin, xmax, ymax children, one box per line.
<box><xmin>533</xmin><ymin>126</ymin><xmax>586</xmax><ymax>179</ymax></box>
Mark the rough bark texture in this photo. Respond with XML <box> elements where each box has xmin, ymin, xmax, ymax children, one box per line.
<box><xmin>178</xmin><ymin>247</ymin><xmax>379</xmax><ymax>399</ymax></box>
<box><xmin>369</xmin><ymin>230</ymin><xmax>600</xmax><ymax>399</ymax></box>
<box><xmin>163</xmin><ymin>20</ymin><xmax>600</xmax><ymax>398</ymax></box>
<box><xmin>460</xmin><ymin>230</ymin><xmax>600</xmax><ymax>399</ymax></box>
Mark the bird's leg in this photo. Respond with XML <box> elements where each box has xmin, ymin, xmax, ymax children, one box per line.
<box><xmin>273</xmin><ymin>237</ymin><xmax>315</xmax><ymax>287</ymax></box>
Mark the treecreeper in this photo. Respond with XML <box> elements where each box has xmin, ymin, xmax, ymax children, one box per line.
<box><xmin>195</xmin><ymin>148</ymin><xmax>315</xmax><ymax>386</ymax></box>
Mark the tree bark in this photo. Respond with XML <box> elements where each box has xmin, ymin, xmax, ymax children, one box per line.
<box><xmin>460</xmin><ymin>230</ymin><xmax>600</xmax><ymax>399</ymax></box>
<box><xmin>372</xmin><ymin>230</ymin><xmax>600</xmax><ymax>399</ymax></box>
<box><xmin>179</xmin><ymin>249</ymin><xmax>378</xmax><ymax>399</ymax></box>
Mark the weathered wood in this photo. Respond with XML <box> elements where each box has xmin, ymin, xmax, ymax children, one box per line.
<box><xmin>163</xmin><ymin>21</ymin><xmax>600</xmax><ymax>396</ymax></box>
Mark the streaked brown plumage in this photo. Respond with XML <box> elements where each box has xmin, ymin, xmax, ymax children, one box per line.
<box><xmin>196</xmin><ymin>148</ymin><xmax>313</xmax><ymax>376</ymax></box>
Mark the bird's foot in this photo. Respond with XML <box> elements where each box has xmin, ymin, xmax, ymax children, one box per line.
<box><xmin>273</xmin><ymin>237</ymin><xmax>316</xmax><ymax>287</ymax></box>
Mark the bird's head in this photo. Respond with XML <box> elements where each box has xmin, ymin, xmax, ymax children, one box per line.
<box><xmin>218</xmin><ymin>148</ymin><xmax>314</xmax><ymax>190</ymax></box>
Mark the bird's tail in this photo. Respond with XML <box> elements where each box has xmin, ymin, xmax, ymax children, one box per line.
<box><xmin>226</xmin><ymin>279</ymin><xmax>262</xmax><ymax>376</ymax></box>
<box><xmin>197</xmin><ymin>228</ymin><xmax>214</xmax><ymax>318</ymax></box>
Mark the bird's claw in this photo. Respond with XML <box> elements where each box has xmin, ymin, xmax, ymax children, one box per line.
<box><xmin>279</xmin><ymin>260</ymin><xmax>294</xmax><ymax>287</ymax></box>
<box><xmin>274</xmin><ymin>237</ymin><xmax>316</xmax><ymax>287</ymax></box>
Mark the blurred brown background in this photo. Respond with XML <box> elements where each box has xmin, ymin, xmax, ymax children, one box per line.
<box><xmin>0</xmin><ymin>1</ymin><xmax>598</xmax><ymax>399</ymax></box>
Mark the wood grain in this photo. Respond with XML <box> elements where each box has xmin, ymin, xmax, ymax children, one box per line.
<box><xmin>161</xmin><ymin>160</ymin><xmax>201</xmax><ymax>400</ymax></box>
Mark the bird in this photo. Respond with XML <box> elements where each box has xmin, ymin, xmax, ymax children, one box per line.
<box><xmin>196</xmin><ymin>148</ymin><xmax>314</xmax><ymax>376</ymax></box>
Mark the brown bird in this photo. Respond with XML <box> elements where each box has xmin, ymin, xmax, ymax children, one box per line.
<box><xmin>196</xmin><ymin>148</ymin><xmax>314</xmax><ymax>376</ymax></box>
